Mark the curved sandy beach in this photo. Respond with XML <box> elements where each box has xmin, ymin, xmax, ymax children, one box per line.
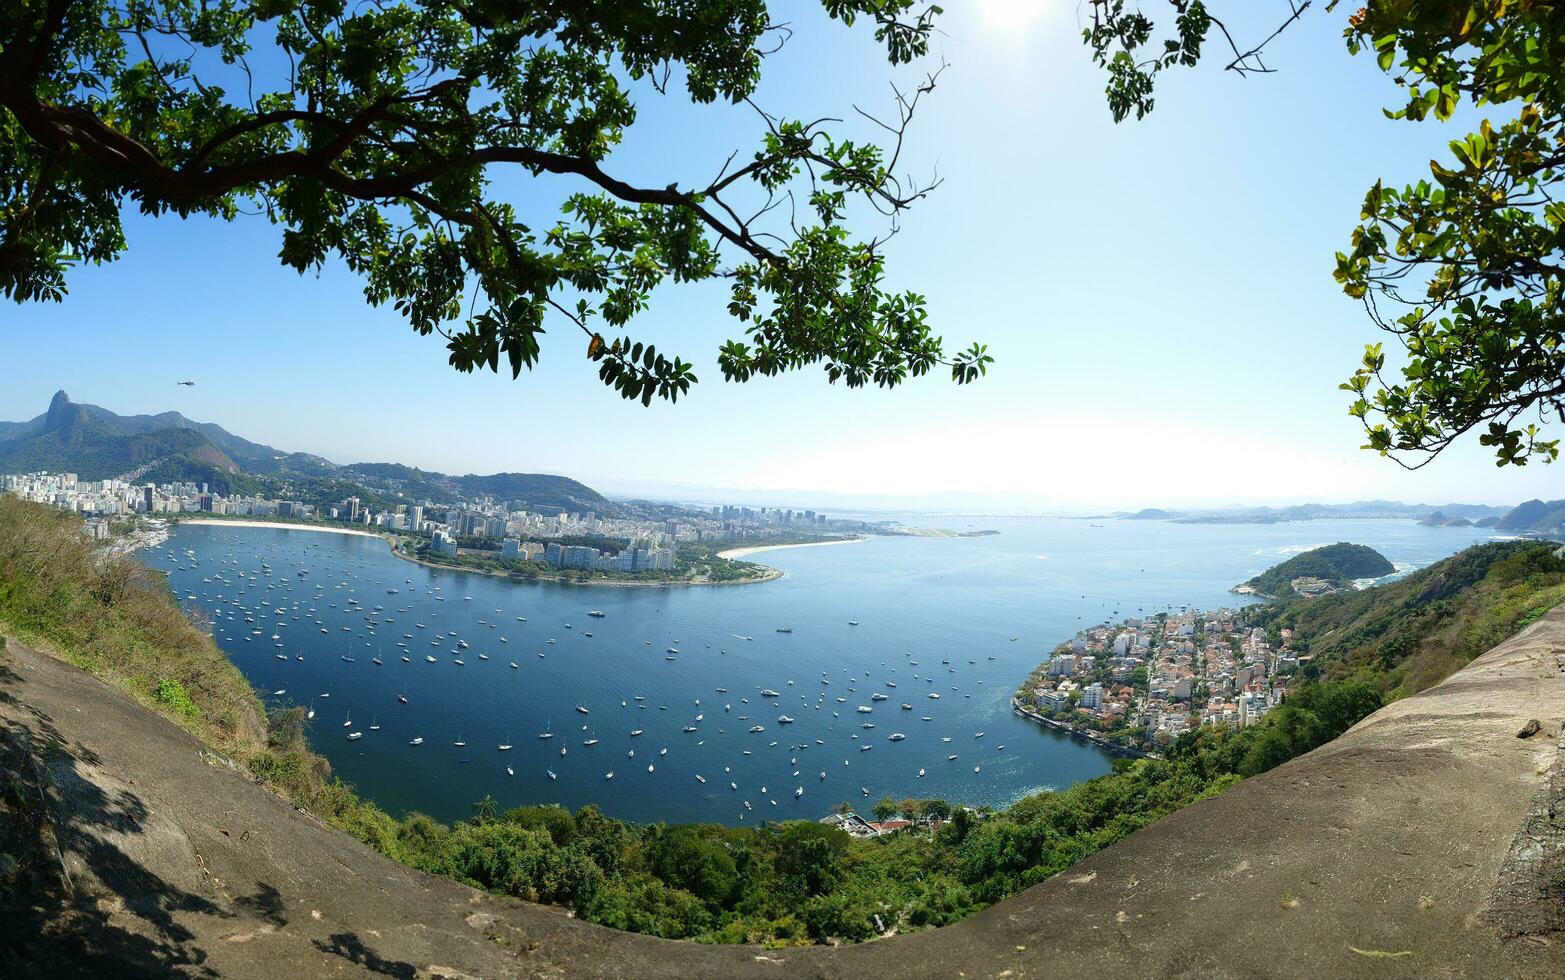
<box><xmin>178</xmin><ymin>518</ymin><xmax>381</xmax><ymax>539</ymax></box>
<box><xmin>717</xmin><ymin>537</ymin><xmax>865</xmax><ymax>560</ymax></box>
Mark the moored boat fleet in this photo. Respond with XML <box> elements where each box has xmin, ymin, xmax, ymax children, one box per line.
<box><xmin>155</xmin><ymin>530</ymin><xmax>1012</xmax><ymax>823</ymax></box>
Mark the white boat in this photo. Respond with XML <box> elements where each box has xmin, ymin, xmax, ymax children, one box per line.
<box><xmin>506</xmin><ymin>766</ymin><xmax>514</xmax><ymax>776</ymax></box>
<box><xmin>695</xmin><ymin>774</ymin><xmax>706</xmax><ymax>784</ymax></box>
<box><xmin>604</xmin><ymin>771</ymin><xmax>614</xmax><ymax>780</ymax></box>
<box><xmin>857</xmin><ymin>706</ymin><xmax>873</xmax><ymax>713</ymax></box>
<box><xmin>918</xmin><ymin>768</ymin><xmax>926</xmax><ymax>777</ymax></box>
<box><xmin>794</xmin><ymin>786</ymin><xmax>803</xmax><ymax>798</ymax></box>
<box><xmin>410</xmin><ymin>737</ymin><xmax>424</xmax><ymax>745</ymax></box>
<box><xmin>888</xmin><ymin>733</ymin><xmax>906</xmax><ymax>741</ymax></box>
<box><xmin>576</xmin><ymin>706</ymin><xmax>590</xmax><ymax>715</ymax></box>
<box><xmin>347</xmin><ymin>732</ymin><xmax>362</xmax><ymax>740</ymax></box>
<box><xmin>778</xmin><ymin>715</ymin><xmax>795</xmax><ymax>724</ymax></box>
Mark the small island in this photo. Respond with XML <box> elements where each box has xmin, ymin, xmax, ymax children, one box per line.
<box><xmin>1232</xmin><ymin>542</ymin><xmax>1394</xmax><ymax>598</ymax></box>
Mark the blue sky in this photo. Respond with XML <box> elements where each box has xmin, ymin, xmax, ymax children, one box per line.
<box><xmin>4</xmin><ymin>1</ymin><xmax>1562</xmax><ymax>510</ymax></box>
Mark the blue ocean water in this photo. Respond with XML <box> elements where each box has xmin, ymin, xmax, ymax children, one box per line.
<box><xmin>145</xmin><ymin>517</ymin><xmax>1501</xmax><ymax>825</ymax></box>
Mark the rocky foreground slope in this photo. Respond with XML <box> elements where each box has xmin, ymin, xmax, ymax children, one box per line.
<box><xmin>3</xmin><ymin>611</ymin><xmax>1563</xmax><ymax>978</ymax></box>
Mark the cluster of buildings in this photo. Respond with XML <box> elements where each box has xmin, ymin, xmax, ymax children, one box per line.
<box><xmin>426</xmin><ymin>527</ymin><xmax>676</xmax><ymax>573</ymax></box>
<box><xmin>4</xmin><ymin>469</ymin><xmax>860</xmax><ymax>578</ymax></box>
<box><xmin>1022</xmin><ymin>607</ymin><xmax>1300</xmax><ymax>752</ymax></box>
<box><xmin>818</xmin><ymin>810</ymin><xmax>950</xmax><ymax>839</ymax></box>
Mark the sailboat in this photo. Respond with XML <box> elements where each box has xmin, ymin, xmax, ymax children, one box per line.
<box><xmin>369</xmin><ymin>716</ymin><xmax>380</xmax><ymax>731</ymax></box>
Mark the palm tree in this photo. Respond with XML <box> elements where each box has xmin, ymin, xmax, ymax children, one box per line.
<box><xmin>472</xmin><ymin>795</ymin><xmax>498</xmax><ymax>822</ymax></box>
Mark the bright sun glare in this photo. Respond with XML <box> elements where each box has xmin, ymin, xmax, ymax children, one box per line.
<box><xmin>973</xmin><ymin>0</ymin><xmax>1053</xmax><ymax>31</ymax></box>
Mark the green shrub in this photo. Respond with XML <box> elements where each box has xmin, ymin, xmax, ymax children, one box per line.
<box><xmin>154</xmin><ymin>678</ymin><xmax>198</xmax><ymax>718</ymax></box>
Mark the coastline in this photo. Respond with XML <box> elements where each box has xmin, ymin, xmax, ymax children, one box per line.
<box><xmin>1010</xmin><ymin>697</ymin><xmax>1156</xmax><ymax>761</ymax></box>
<box><xmin>170</xmin><ymin>515</ymin><xmax>787</xmax><ymax>587</ymax></box>
<box><xmin>388</xmin><ymin>545</ymin><xmax>784</xmax><ymax>588</ymax></box>
<box><xmin>717</xmin><ymin>536</ymin><xmax>866</xmax><ymax>560</ymax></box>
<box><xmin>178</xmin><ymin>518</ymin><xmax>382</xmax><ymax>539</ymax></box>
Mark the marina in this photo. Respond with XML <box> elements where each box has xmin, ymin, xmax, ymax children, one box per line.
<box><xmin>144</xmin><ymin>518</ymin><xmax>1499</xmax><ymax>826</ymax></box>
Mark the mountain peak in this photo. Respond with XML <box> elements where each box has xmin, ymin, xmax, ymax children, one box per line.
<box><xmin>44</xmin><ymin>390</ymin><xmax>75</xmax><ymax>431</ymax></box>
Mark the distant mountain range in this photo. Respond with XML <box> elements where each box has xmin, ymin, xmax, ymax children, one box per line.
<box><xmin>1117</xmin><ymin>499</ymin><xmax>1562</xmax><ymax>535</ymax></box>
<box><xmin>0</xmin><ymin>391</ymin><xmax>614</xmax><ymax>515</ymax></box>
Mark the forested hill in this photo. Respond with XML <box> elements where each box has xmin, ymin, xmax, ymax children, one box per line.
<box><xmin>1238</xmin><ymin>542</ymin><xmax>1394</xmax><ymax>597</ymax></box>
<box><xmin>1251</xmin><ymin>540</ymin><xmax>1565</xmax><ymax>698</ymax></box>
<box><xmin>339</xmin><ymin>463</ymin><xmax>612</xmax><ymax>515</ymax></box>
<box><xmin>0</xmin><ymin>391</ymin><xmax>254</xmax><ymax>494</ymax></box>
<box><xmin>0</xmin><ymin>392</ymin><xmax>615</xmax><ymax>514</ymax></box>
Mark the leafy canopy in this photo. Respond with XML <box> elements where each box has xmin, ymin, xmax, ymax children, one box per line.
<box><xmin>1085</xmin><ymin>1</ymin><xmax>1565</xmax><ymax>468</ymax></box>
<box><xmin>0</xmin><ymin>1</ymin><xmax>990</xmax><ymax>404</ymax></box>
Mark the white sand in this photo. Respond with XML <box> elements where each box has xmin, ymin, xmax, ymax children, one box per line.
<box><xmin>179</xmin><ymin>519</ymin><xmax>381</xmax><ymax>539</ymax></box>
<box><xmin>717</xmin><ymin>537</ymin><xmax>865</xmax><ymax>560</ymax></box>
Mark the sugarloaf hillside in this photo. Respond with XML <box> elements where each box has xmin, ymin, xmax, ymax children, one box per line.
<box><xmin>1236</xmin><ymin>542</ymin><xmax>1395</xmax><ymax>598</ymax></box>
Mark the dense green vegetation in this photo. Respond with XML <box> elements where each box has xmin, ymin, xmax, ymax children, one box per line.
<box><xmin>1240</xmin><ymin>542</ymin><xmax>1394</xmax><ymax>597</ymax></box>
<box><xmin>3</xmin><ymin>498</ymin><xmax>1561</xmax><ymax>946</ymax></box>
<box><xmin>1</xmin><ymin>1</ymin><xmax>991</xmax><ymax>404</ymax></box>
<box><xmin>1253</xmin><ymin>540</ymin><xmax>1565</xmax><ymax>699</ymax></box>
